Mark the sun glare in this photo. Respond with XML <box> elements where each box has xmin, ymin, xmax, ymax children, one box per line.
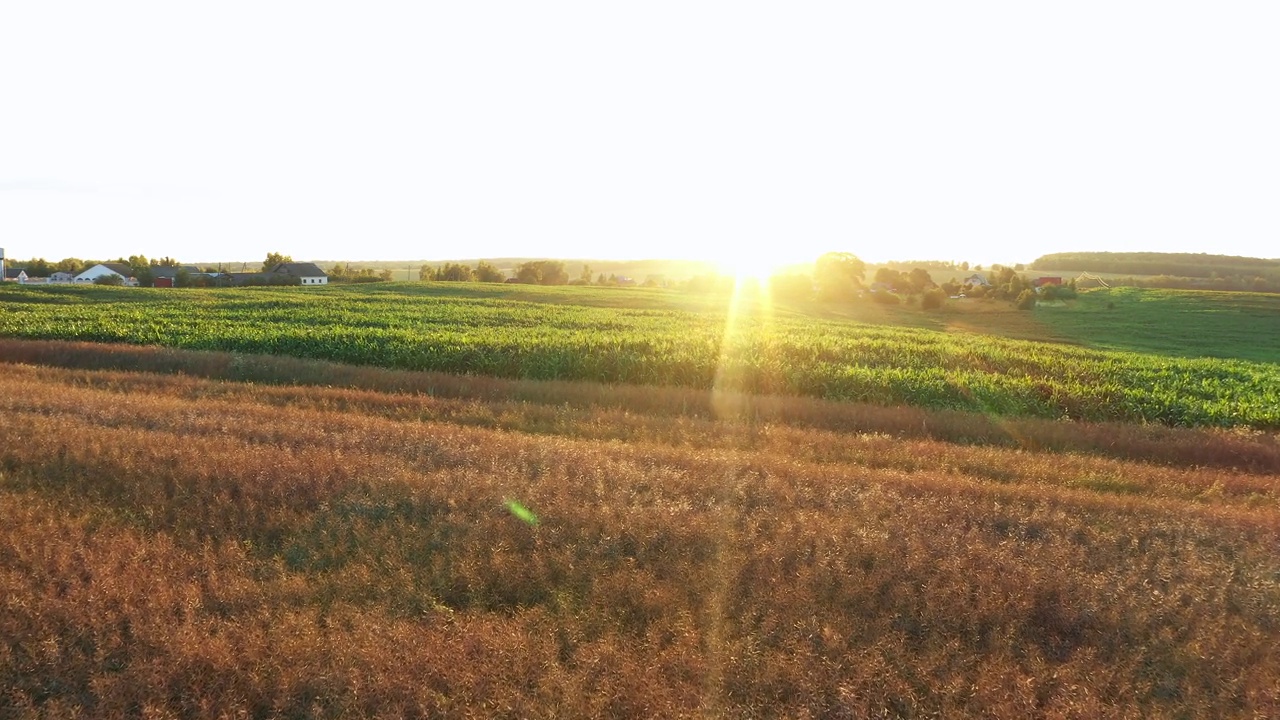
<box><xmin>718</xmin><ymin>256</ymin><xmax>786</xmax><ymax>282</ymax></box>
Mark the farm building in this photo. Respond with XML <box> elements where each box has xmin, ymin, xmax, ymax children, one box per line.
<box><xmin>4</xmin><ymin>269</ymin><xmax>29</xmax><ymax>283</ymax></box>
<box><xmin>963</xmin><ymin>273</ymin><xmax>989</xmax><ymax>286</ymax></box>
<box><xmin>269</xmin><ymin>262</ymin><xmax>329</xmax><ymax>285</ymax></box>
<box><xmin>149</xmin><ymin>265</ymin><xmax>204</xmax><ymax>287</ymax></box>
<box><xmin>75</xmin><ymin>263</ymin><xmax>138</xmax><ymax>285</ymax></box>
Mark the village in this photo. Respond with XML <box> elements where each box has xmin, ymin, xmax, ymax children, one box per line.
<box><xmin>0</xmin><ymin>255</ymin><xmax>329</xmax><ymax>288</ymax></box>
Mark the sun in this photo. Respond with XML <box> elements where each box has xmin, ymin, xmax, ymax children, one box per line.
<box><xmin>717</xmin><ymin>255</ymin><xmax>786</xmax><ymax>283</ymax></box>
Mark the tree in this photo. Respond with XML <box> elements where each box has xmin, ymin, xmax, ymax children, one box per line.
<box><xmin>13</xmin><ymin>258</ymin><xmax>54</xmax><ymax>276</ymax></box>
<box><xmin>55</xmin><ymin>258</ymin><xmax>85</xmax><ymax>273</ymax></box>
<box><xmin>121</xmin><ymin>255</ymin><xmax>153</xmax><ymax>286</ymax></box>
<box><xmin>431</xmin><ymin>263</ymin><xmax>474</xmax><ymax>282</ymax></box>
<box><xmin>262</xmin><ymin>252</ymin><xmax>293</xmax><ymax>272</ymax></box>
<box><xmin>921</xmin><ymin>287</ymin><xmax>946</xmax><ymax>310</ymax></box>
<box><xmin>907</xmin><ymin>268</ymin><xmax>935</xmax><ymax>293</ymax></box>
<box><xmin>93</xmin><ymin>273</ymin><xmax>124</xmax><ymax>286</ymax></box>
<box><xmin>873</xmin><ymin>267</ymin><xmax>902</xmax><ymax>290</ymax></box>
<box><xmin>475</xmin><ymin>261</ymin><xmax>505</xmax><ymax>283</ymax></box>
<box><xmin>329</xmin><ymin>264</ymin><xmax>389</xmax><ymax>283</ymax></box>
<box><xmin>815</xmin><ymin>252</ymin><xmax>866</xmax><ymax>299</ymax></box>
<box><xmin>1015</xmin><ymin>289</ymin><xmax>1037</xmax><ymax>310</ymax></box>
<box><xmin>514</xmin><ymin>260</ymin><xmax>568</xmax><ymax>285</ymax></box>
<box><xmin>515</xmin><ymin>263</ymin><xmax>541</xmax><ymax>284</ymax></box>
<box><xmin>1008</xmin><ymin>274</ymin><xmax>1025</xmax><ymax>295</ymax></box>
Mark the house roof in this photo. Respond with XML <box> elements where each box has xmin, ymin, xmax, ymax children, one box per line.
<box><xmin>150</xmin><ymin>265</ymin><xmax>203</xmax><ymax>278</ymax></box>
<box><xmin>226</xmin><ymin>272</ymin><xmax>267</xmax><ymax>285</ymax></box>
<box><xmin>101</xmin><ymin>262</ymin><xmax>134</xmax><ymax>276</ymax></box>
<box><xmin>271</xmin><ymin>262</ymin><xmax>327</xmax><ymax>277</ymax></box>
<box><xmin>4</xmin><ymin>268</ymin><xmax>27</xmax><ymax>278</ymax></box>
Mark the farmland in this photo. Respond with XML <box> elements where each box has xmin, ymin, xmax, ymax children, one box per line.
<box><xmin>1</xmin><ymin>340</ymin><xmax>1279</xmax><ymax>718</ymax></box>
<box><xmin>0</xmin><ymin>282</ymin><xmax>1277</xmax><ymax>428</ymax></box>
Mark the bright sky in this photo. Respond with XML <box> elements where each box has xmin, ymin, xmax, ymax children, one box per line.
<box><xmin>2</xmin><ymin>2</ymin><xmax>1277</xmax><ymax>267</ymax></box>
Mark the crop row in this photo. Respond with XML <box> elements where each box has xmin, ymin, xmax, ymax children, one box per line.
<box><xmin>0</xmin><ymin>284</ymin><xmax>1276</xmax><ymax>428</ymax></box>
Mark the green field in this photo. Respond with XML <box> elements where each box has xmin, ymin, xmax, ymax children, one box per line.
<box><xmin>1035</xmin><ymin>286</ymin><xmax>1280</xmax><ymax>363</ymax></box>
<box><xmin>0</xmin><ymin>282</ymin><xmax>1277</xmax><ymax>428</ymax></box>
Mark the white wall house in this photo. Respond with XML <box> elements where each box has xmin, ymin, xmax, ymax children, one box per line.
<box><xmin>75</xmin><ymin>263</ymin><xmax>139</xmax><ymax>286</ymax></box>
<box><xmin>49</xmin><ymin>271</ymin><xmax>76</xmax><ymax>283</ymax></box>
<box><xmin>270</xmin><ymin>262</ymin><xmax>329</xmax><ymax>285</ymax></box>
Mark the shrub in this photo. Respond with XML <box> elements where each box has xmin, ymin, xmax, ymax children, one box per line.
<box><xmin>921</xmin><ymin>288</ymin><xmax>946</xmax><ymax>310</ymax></box>
<box><xmin>1040</xmin><ymin>284</ymin><xmax>1078</xmax><ymax>301</ymax></box>
<box><xmin>870</xmin><ymin>291</ymin><xmax>901</xmax><ymax>305</ymax></box>
<box><xmin>1015</xmin><ymin>289</ymin><xmax>1037</xmax><ymax>310</ymax></box>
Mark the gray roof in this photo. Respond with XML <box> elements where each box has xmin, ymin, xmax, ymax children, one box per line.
<box><xmin>271</xmin><ymin>262</ymin><xmax>327</xmax><ymax>277</ymax></box>
<box><xmin>226</xmin><ymin>272</ymin><xmax>268</xmax><ymax>285</ymax></box>
<box><xmin>102</xmin><ymin>262</ymin><xmax>134</xmax><ymax>276</ymax></box>
<box><xmin>150</xmin><ymin>265</ymin><xmax>203</xmax><ymax>278</ymax></box>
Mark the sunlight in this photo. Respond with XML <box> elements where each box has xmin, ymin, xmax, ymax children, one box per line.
<box><xmin>716</xmin><ymin>255</ymin><xmax>786</xmax><ymax>283</ymax></box>
<box><xmin>710</xmin><ymin>255</ymin><xmax>780</xmax><ymax>420</ymax></box>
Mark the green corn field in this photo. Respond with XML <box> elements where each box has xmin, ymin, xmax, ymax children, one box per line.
<box><xmin>0</xmin><ymin>282</ymin><xmax>1276</xmax><ymax>429</ymax></box>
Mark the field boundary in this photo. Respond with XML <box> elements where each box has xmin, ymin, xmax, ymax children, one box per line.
<box><xmin>2</xmin><ymin>338</ymin><xmax>1275</xmax><ymax>473</ymax></box>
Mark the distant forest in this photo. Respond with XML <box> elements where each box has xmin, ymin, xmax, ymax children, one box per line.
<box><xmin>1033</xmin><ymin>252</ymin><xmax>1279</xmax><ymax>278</ymax></box>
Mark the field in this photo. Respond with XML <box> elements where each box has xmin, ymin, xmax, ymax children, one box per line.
<box><xmin>1034</xmin><ymin>287</ymin><xmax>1280</xmax><ymax>363</ymax></box>
<box><xmin>2</xmin><ymin>340</ymin><xmax>1279</xmax><ymax>718</ymax></box>
<box><xmin>2</xmin><ymin>283</ymin><xmax>1278</xmax><ymax>716</ymax></box>
<box><xmin>0</xmin><ymin>282</ymin><xmax>1277</xmax><ymax>428</ymax></box>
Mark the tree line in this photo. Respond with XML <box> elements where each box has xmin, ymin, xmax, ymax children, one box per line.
<box><xmin>1033</xmin><ymin>251</ymin><xmax>1280</xmax><ymax>290</ymax></box>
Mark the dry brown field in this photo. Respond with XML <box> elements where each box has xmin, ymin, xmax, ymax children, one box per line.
<box><xmin>2</xmin><ymin>340</ymin><xmax>1278</xmax><ymax>718</ymax></box>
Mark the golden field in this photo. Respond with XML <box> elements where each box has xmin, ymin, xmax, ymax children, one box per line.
<box><xmin>1</xmin><ymin>341</ymin><xmax>1278</xmax><ymax>718</ymax></box>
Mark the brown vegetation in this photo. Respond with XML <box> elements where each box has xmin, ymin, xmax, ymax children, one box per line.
<box><xmin>2</xmin><ymin>339</ymin><xmax>1276</xmax><ymax>472</ymax></box>
<box><xmin>1</xmin><ymin>344</ymin><xmax>1279</xmax><ymax>717</ymax></box>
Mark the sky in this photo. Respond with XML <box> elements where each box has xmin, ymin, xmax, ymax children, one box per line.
<box><xmin>2</xmin><ymin>1</ymin><xmax>1277</xmax><ymax>268</ymax></box>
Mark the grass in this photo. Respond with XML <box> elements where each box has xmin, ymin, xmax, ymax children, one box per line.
<box><xmin>1034</xmin><ymin>287</ymin><xmax>1280</xmax><ymax>363</ymax></box>
<box><xmin>1</xmin><ymin>346</ymin><xmax>1279</xmax><ymax>717</ymax></box>
<box><xmin>0</xmin><ymin>282</ymin><xmax>1277</xmax><ymax>428</ymax></box>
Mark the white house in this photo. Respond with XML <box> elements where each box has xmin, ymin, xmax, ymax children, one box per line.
<box><xmin>49</xmin><ymin>271</ymin><xmax>76</xmax><ymax>283</ymax></box>
<box><xmin>4</xmin><ymin>269</ymin><xmax>29</xmax><ymax>283</ymax></box>
<box><xmin>270</xmin><ymin>262</ymin><xmax>329</xmax><ymax>285</ymax></box>
<box><xmin>75</xmin><ymin>263</ymin><xmax>139</xmax><ymax>286</ymax></box>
